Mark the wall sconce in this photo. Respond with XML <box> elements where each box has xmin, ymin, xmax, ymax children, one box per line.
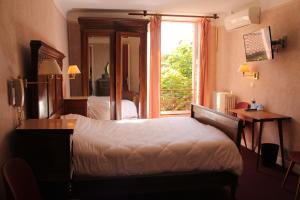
<box><xmin>68</xmin><ymin>65</ymin><xmax>81</xmax><ymax>79</ymax></box>
<box><xmin>238</xmin><ymin>63</ymin><xmax>259</xmax><ymax>80</ymax></box>
<box><xmin>25</xmin><ymin>59</ymin><xmax>62</xmax><ymax>88</ymax></box>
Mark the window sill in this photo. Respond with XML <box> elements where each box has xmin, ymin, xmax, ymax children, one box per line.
<box><xmin>160</xmin><ymin>110</ymin><xmax>191</xmax><ymax>117</ymax></box>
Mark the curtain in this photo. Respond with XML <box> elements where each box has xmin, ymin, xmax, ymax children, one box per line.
<box><xmin>198</xmin><ymin>18</ymin><xmax>211</xmax><ymax>106</ymax></box>
<box><xmin>149</xmin><ymin>16</ymin><xmax>161</xmax><ymax>118</ymax></box>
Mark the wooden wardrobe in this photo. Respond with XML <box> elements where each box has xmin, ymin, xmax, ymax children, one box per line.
<box><xmin>79</xmin><ymin>17</ymin><xmax>149</xmax><ymax>120</ymax></box>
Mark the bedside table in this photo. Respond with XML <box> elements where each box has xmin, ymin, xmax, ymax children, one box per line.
<box><xmin>64</xmin><ymin>96</ymin><xmax>88</xmax><ymax>116</ymax></box>
<box><xmin>15</xmin><ymin>119</ymin><xmax>76</xmax><ymax>199</ymax></box>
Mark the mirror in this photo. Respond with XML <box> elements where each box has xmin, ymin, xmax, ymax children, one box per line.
<box><xmin>78</xmin><ymin>18</ymin><xmax>148</xmax><ymax>120</ymax></box>
<box><xmin>87</xmin><ymin>36</ymin><xmax>111</xmax><ymax>120</ymax></box>
<box><xmin>120</xmin><ymin>35</ymin><xmax>140</xmax><ymax>119</ymax></box>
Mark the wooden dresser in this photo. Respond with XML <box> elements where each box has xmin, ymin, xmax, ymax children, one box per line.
<box><xmin>15</xmin><ymin>119</ymin><xmax>76</xmax><ymax>199</ymax></box>
<box><xmin>64</xmin><ymin>96</ymin><xmax>88</xmax><ymax>116</ymax></box>
<box><xmin>96</xmin><ymin>77</ymin><xmax>110</xmax><ymax>96</ymax></box>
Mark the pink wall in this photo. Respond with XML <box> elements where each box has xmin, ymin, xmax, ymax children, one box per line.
<box><xmin>215</xmin><ymin>0</ymin><xmax>300</xmax><ymax>152</ymax></box>
<box><xmin>0</xmin><ymin>0</ymin><xmax>68</xmax><ymax>198</ymax></box>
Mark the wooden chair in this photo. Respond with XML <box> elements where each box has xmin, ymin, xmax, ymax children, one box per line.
<box><xmin>2</xmin><ymin>158</ymin><xmax>42</xmax><ymax>200</ymax></box>
<box><xmin>234</xmin><ymin>102</ymin><xmax>250</xmax><ymax>148</ymax></box>
<box><xmin>282</xmin><ymin>151</ymin><xmax>300</xmax><ymax>200</ymax></box>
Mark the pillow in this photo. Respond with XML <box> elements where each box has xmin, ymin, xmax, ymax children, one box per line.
<box><xmin>121</xmin><ymin>99</ymin><xmax>138</xmax><ymax>119</ymax></box>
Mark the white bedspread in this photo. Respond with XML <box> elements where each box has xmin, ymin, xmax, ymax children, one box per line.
<box><xmin>72</xmin><ymin>116</ymin><xmax>243</xmax><ymax>177</ymax></box>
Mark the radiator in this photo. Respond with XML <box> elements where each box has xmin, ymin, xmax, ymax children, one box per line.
<box><xmin>214</xmin><ymin>92</ymin><xmax>236</xmax><ymax>115</ymax></box>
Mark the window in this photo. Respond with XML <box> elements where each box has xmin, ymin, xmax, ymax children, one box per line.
<box><xmin>160</xmin><ymin>21</ymin><xmax>197</xmax><ymax>115</ymax></box>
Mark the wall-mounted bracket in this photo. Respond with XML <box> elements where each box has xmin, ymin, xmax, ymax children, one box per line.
<box><xmin>272</xmin><ymin>36</ymin><xmax>287</xmax><ymax>52</ymax></box>
<box><xmin>242</xmin><ymin>72</ymin><xmax>259</xmax><ymax>80</ymax></box>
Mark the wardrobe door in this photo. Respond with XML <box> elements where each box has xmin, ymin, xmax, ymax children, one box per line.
<box><xmin>80</xmin><ymin>31</ymin><xmax>116</xmax><ymax>120</ymax></box>
<box><xmin>116</xmin><ymin>32</ymin><xmax>147</xmax><ymax>120</ymax></box>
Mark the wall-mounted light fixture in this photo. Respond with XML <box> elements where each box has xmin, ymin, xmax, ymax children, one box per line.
<box><xmin>67</xmin><ymin>65</ymin><xmax>81</xmax><ymax>79</ymax></box>
<box><xmin>239</xmin><ymin>63</ymin><xmax>259</xmax><ymax>80</ymax></box>
<box><xmin>25</xmin><ymin>59</ymin><xmax>62</xmax><ymax>88</ymax></box>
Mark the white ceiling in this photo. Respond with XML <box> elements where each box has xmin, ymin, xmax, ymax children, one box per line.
<box><xmin>54</xmin><ymin>0</ymin><xmax>292</xmax><ymax>16</ymax></box>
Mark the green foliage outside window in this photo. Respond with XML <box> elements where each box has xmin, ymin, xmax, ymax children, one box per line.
<box><xmin>160</xmin><ymin>41</ymin><xmax>193</xmax><ymax>111</ymax></box>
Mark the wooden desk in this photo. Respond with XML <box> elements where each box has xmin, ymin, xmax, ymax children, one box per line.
<box><xmin>230</xmin><ymin>109</ymin><xmax>291</xmax><ymax>170</ymax></box>
<box><xmin>16</xmin><ymin>119</ymin><xmax>76</xmax><ymax>198</ymax></box>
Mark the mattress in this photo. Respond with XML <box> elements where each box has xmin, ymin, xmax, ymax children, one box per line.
<box><xmin>87</xmin><ymin>96</ymin><xmax>138</xmax><ymax>120</ymax></box>
<box><xmin>71</xmin><ymin>115</ymin><xmax>243</xmax><ymax>177</ymax></box>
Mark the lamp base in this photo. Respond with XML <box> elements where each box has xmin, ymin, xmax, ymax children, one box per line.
<box><xmin>69</xmin><ymin>74</ymin><xmax>76</xmax><ymax>80</ymax></box>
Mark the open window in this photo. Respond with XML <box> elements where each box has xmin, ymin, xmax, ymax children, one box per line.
<box><xmin>160</xmin><ymin>21</ymin><xmax>198</xmax><ymax>116</ymax></box>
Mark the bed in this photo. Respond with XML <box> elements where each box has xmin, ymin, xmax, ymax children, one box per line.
<box><xmin>69</xmin><ymin>105</ymin><xmax>243</xmax><ymax>199</ymax></box>
<box><xmin>70</xmin><ymin>115</ymin><xmax>242</xmax><ymax>177</ymax></box>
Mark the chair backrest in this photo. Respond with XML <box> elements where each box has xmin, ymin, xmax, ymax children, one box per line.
<box><xmin>2</xmin><ymin>158</ymin><xmax>42</xmax><ymax>200</ymax></box>
<box><xmin>235</xmin><ymin>102</ymin><xmax>250</xmax><ymax>109</ymax></box>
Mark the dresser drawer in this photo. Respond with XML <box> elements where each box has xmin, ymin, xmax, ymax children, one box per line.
<box><xmin>15</xmin><ymin>133</ymin><xmax>71</xmax><ymax>182</ymax></box>
<box><xmin>15</xmin><ymin>119</ymin><xmax>75</xmax><ymax>199</ymax></box>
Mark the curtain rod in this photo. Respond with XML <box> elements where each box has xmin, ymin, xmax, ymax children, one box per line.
<box><xmin>128</xmin><ymin>10</ymin><xmax>219</xmax><ymax>19</ymax></box>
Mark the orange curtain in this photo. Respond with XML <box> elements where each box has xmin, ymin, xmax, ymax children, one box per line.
<box><xmin>198</xmin><ymin>18</ymin><xmax>210</xmax><ymax>106</ymax></box>
<box><xmin>149</xmin><ymin>16</ymin><xmax>161</xmax><ymax>118</ymax></box>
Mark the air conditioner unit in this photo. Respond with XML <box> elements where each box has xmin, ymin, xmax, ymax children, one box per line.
<box><xmin>224</xmin><ymin>7</ymin><xmax>260</xmax><ymax>30</ymax></box>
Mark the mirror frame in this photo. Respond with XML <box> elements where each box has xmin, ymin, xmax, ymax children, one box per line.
<box><xmin>81</xmin><ymin>30</ymin><xmax>116</xmax><ymax>119</ymax></box>
<box><xmin>116</xmin><ymin>32</ymin><xmax>147</xmax><ymax>119</ymax></box>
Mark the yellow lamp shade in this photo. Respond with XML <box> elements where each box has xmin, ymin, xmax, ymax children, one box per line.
<box><xmin>239</xmin><ymin>63</ymin><xmax>250</xmax><ymax>73</ymax></box>
<box><xmin>68</xmin><ymin>65</ymin><xmax>81</xmax><ymax>75</ymax></box>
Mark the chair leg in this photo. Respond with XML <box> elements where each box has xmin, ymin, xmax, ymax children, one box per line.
<box><xmin>282</xmin><ymin>161</ymin><xmax>295</xmax><ymax>188</ymax></box>
<box><xmin>295</xmin><ymin>176</ymin><xmax>300</xmax><ymax>200</ymax></box>
<box><xmin>242</xmin><ymin>130</ymin><xmax>247</xmax><ymax>149</ymax></box>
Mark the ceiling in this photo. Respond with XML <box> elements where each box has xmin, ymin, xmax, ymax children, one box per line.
<box><xmin>54</xmin><ymin>0</ymin><xmax>291</xmax><ymax>16</ymax></box>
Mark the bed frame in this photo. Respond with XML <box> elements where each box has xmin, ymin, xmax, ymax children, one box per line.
<box><xmin>29</xmin><ymin>41</ymin><xmax>243</xmax><ymax>199</ymax></box>
<box><xmin>26</xmin><ymin>40</ymin><xmax>65</xmax><ymax>119</ymax></box>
